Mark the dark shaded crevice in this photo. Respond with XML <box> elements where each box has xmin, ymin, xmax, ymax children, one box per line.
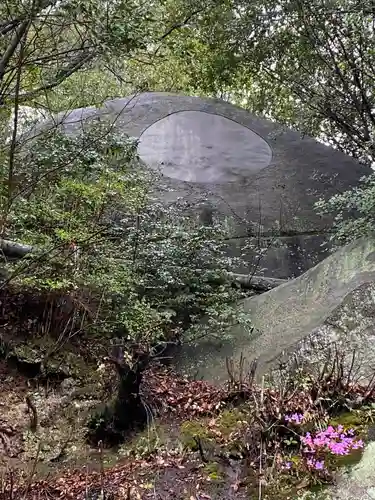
<box><xmin>224</xmin><ymin>228</ymin><xmax>335</xmax><ymax>241</ymax></box>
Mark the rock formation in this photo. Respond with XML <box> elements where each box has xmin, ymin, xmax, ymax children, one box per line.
<box><xmin>176</xmin><ymin>236</ymin><xmax>375</xmax><ymax>383</ymax></box>
<box><xmin>36</xmin><ymin>92</ymin><xmax>371</xmax><ymax>278</ymax></box>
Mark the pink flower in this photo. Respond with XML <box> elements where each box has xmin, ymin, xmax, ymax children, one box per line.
<box><xmin>314</xmin><ymin>460</ymin><xmax>325</xmax><ymax>470</ymax></box>
<box><xmin>306</xmin><ymin>458</ymin><xmax>325</xmax><ymax>471</ymax></box>
<box><xmin>352</xmin><ymin>439</ymin><xmax>364</xmax><ymax>450</ymax></box>
<box><xmin>300</xmin><ymin>426</ymin><xmax>364</xmax><ymax>463</ymax></box>
<box><xmin>285</xmin><ymin>413</ymin><xmax>304</xmax><ymax>425</ymax></box>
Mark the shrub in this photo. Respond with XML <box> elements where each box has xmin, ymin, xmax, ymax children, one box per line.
<box><xmin>315</xmin><ymin>173</ymin><xmax>375</xmax><ymax>246</ymax></box>
<box><xmin>0</xmin><ymin>117</ymin><xmax>250</xmax><ymax>345</ymax></box>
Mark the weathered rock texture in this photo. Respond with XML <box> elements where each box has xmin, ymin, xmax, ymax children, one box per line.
<box><xmin>37</xmin><ymin>92</ymin><xmax>371</xmax><ymax>278</ymax></box>
<box><xmin>176</xmin><ymin>237</ymin><xmax>375</xmax><ymax>383</ymax></box>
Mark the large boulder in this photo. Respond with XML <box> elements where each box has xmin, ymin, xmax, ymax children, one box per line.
<box><xmin>175</xmin><ymin>237</ymin><xmax>375</xmax><ymax>383</ymax></box>
<box><xmin>35</xmin><ymin>92</ymin><xmax>370</xmax><ymax>279</ymax></box>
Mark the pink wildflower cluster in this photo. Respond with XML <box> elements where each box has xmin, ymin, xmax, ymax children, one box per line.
<box><xmin>306</xmin><ymin>458</ymin><xmax>325</xmax><ymax>470</ymax></box>
<box><xmin>301</xmin><ymin>425</ymin><xmax>364</xmax><ymax>457</ymax></box>
<box><xmin>285</xmin><ymin>413</ymin><xmax>304</xmax><ymax>425</ymax></box>
<box><xmin>282</xmin><ymin>424</ymin><xmax>364</xmax><ymax>474</ymax></box>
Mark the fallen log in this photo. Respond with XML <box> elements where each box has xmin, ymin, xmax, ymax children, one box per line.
<box><xmin>229</xmin><ymin>273</ymin><xmax>287</xmax><ymax>292</ymax></box>
<box><xmin>0</xmin><ymin>238</ymin><xmax>34</xmax><ymax>258</ymax></box>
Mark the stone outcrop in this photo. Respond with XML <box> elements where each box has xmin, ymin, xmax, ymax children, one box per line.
<box><xmin>33</xmin><ymin>92</ymin><xmax>371</xmax><ymax>279</ymax></box>
<box><xmin>175</xmin><ymin>237</ymin><xmax>375</xmax><ymax>383</ymax></box>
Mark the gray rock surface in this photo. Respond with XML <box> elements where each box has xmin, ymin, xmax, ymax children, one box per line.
<box><xmin>175</xmin><ymin>237</ymin><xmax>375</xmax><ymax>383</ymax></box>
<box><xmin>138</xmin><ymin>110</ymin><xmax>273</xmax><ymax>182</ymax></box>
<box><xmin>328</xmin><ymin>439</ymin><xmax>375</xmax><ymax>500</ymax></box>
<box><xmin>37</xmin><ymin>92</ymin><xmax>371</xmax><ymax>278</ymax></box>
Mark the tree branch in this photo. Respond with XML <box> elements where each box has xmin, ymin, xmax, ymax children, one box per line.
<box><xmin>6</xmin><ymin>50</ymin><xmax>95</xmax><ymax>102</ymax></box>
<box><xmin>158</xmin><ymin>8</ymin><xmax>202</xmax><ymax>42</ymax></box>
<box><xmin>0</xmin><ymin>20</ymin><xmax>30</xmax><ymax>81</ymax></box>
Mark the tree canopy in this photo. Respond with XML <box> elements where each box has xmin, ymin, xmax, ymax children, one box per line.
<box><xmin>122</xmin><ymin>0</ymin><xmax>375</xmax><ymax>165</ymax></box>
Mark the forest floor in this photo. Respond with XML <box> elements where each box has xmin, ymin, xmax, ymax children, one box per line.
<box><xmin>0</xmin><ymin>357</ymin><xmax>255</xmax><ymax>500</ymax></box>
<box><xmin>1</xmin><ymin>287</ymin><xmax>374</xmax><ymax>500</ymax></box>
<box><xmin>1</xmin><ymin>346</ymin><xmax>373</xmax><ymax>500</ymax></box>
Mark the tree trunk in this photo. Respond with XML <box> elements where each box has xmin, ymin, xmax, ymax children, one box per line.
<box><xmin>87</xmin><ymin>345</ymin><xmax>149</xmax><ymax>446</ymax></box>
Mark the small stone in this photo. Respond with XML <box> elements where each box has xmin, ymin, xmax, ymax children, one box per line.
<box><xmin>60</xmin><ymin>377</ymin><xmax>75</xmax><ymax>395</ymax></box>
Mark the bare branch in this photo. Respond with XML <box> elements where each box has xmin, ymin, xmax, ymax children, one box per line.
<box><xmin>6</xmin><ymin>50</ymin><xmax>95</xmax><ymax>102</ymax></box>
<box><xmin>0</xmin><ymin>20</ymin><xmax>30</xmax><ymax>81</ymax></box>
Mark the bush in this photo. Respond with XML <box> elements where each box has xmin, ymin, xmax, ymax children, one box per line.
<box><xmin>0</xmin><ymin>118</ymin><xmax>251</xmax><ymax>345</ymax></box>
<box><xmin>315</xmin><ymin>173</ymin><xmax>375</xmax><ymax>247</ymax></box>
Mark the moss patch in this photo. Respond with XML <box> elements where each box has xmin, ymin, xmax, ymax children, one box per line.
<box><xmin>215</xmin><ymin>407</ymin><xmax>248</xmax><ymax>436</ymax></box>
<box><xmin>180</xmin><ymin>420</ymin><xmax>212</xmax><ymax>450</ymax></box>
<box><xmin>203</xmin><ymin>461</ymin><xmax>224</xmax><ymax>482</ymax></box>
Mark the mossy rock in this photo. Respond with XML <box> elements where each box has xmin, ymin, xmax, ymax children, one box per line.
<box><xmin>328</xmin><ymin>409</ymin><xmax>369</xmax><ymax>439</ymax></box>
<box><xmin>215</xmin><ymin>408</ymin><xmax>248</xmax><ymax>437</ymax></box>
<box><xmin>120</xmin><ymin>425</ymin><xmax>172</xmax><ymax>458</ymax></box>
<box><xmin>45</xmin><ymin>351</ymin><xmax>91</xmax><ymax>380</ymax></box>
<box><xmin>203</xmin><ymin>461</ymin><xmax>225</xmax><ymax>482</ymax></box>
<box><xmin>13</xmin><ymin>344</ymin><xmax>42</xmax><ymax>363</ymax></box>
<box><xmin>180</xmin><ymin>420</ymin><xmax>213</xmax><ymax>450</ymax></box>
<box><xmin>8</xmin><ymin>345</ymin><xmax>42</xmax><ymax>377</ymax></box>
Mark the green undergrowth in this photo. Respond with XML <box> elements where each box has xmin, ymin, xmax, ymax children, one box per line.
<box><xmin>180</xmin><ymin>407</ymin><xmax>248</xmax><ymax>453</ymax></box>
<box><xmin>118</xmin><ymin>404</ymin><xmax>374</xmax><ymax>499</ymax></box>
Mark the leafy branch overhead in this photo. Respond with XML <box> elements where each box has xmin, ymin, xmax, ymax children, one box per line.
<box><xmin>0</xmin><ymin>0</ymin><xmax>206</xmax><ymax>106</ymax></box>
<box><xmin>125</xmin><ymin>0</ymin><xmax>375</xmax><ymax>166</ymax></box>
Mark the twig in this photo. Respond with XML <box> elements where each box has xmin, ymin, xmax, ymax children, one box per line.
<box><xmin>99</xmin><ymin>439</ymin><xmax>105</xmax><ymax>498</ymax></box>
<box><xmin>258</xmin><ymin>440</ymin><xmax>263</xmax><ymax>499</ymax></box>
<box><xmin>248</xmin><ymin>359</ymin><xmax>258</xmax><ymax>389</ymax></box>
<box><xmin>25</xmin><ymin>395</ymin><xmax>38</xmax><ymax>431</ymax></box>
<box><xmin>345</xmin><ymin>350</ymin><xmax>356</xmax><ymax>391</ymax></box>
<box><xmin>258</xmin><ymin>376</ymin><xmax>265</xmax><ymax>500</ymax></box>
<box><xmin>193</xmin><ymin>436</ymin><xmax>208</xmax><ymax>463</ymax></box>
<box><xmin>25</xmin><ymin>440</ymin><xmax>41</xmax><ymax>494</ymax></box>
<box><xmin>3</xmin><ymin>468</ymin><xmax>14</xmax><ymax>500</ymax></box>
<box><xmin>50</xmin><ymin>427</ymin><xmax>74</xmax><ymax>463</ymax></box>
<box><xmin>85</xmin><ymin>459</ymin><xmax>89</xmax><ymax>499</ymax></box>
<box><xmin>225</xmin><ymin>357</ymin><xmax>235</xmax><ymax>387</ymax></box>
<box><xmin>364</xmin><ymin>371</ymin><xmax>375</xmax><ymax>399</ymax></box>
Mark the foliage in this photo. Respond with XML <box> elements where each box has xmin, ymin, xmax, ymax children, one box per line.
<box><xmin>0</xmin><ymin>1</ymin><xmax>248</xmax><ymax>348</ymax></box>
<box><xmin>124</xmin><ymin>197</ymin><xmax>251</xmax><ymax>341</ymax></box>
<box><xmin>0</xmin><ymin>0</ymin><xmax>158</xmax><ymax>105</ymax></box>
<box><xmin>0</xmin><ymin>117</ymin><xmax>250</xmax><ymax>344</ymax></box>
<box><xmin>0</xmin><ymin>0</ymin><xmax>211</xmax><ymax>114</ymax></box>
<box><xmin>131</xmin><ymin>0</ymin><xmax>375</xmax><ymax>164</ymax></box>
<box><xmin>315</xmin><ymin>173</ymin><xmax>375</xmax><ymax>246</ymax></box>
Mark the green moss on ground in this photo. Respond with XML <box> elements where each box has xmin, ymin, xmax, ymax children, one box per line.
<box><xmin>203</xmin><ymin>461</ymin><xmax>225</xmax><ymax>482</ymax></box>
